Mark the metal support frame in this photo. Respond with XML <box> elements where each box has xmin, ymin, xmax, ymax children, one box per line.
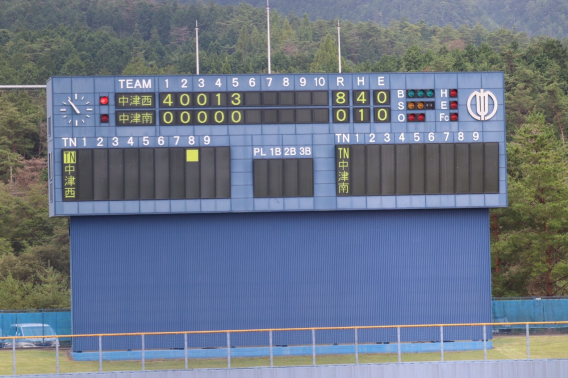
<box><xmin>0</xmin><ymin>85</ymin><xmax>46</xmax><ymax>89</ymax></box>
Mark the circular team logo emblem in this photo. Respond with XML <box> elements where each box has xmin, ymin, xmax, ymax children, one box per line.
<box><xmin>467</xmin><ymin>89</ymin><xmax>498</xmax><ymax>121</ymax></box>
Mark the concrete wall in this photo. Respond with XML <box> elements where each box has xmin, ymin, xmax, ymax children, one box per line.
<box><xmin>26</xmin><ymin>360</ymin><xmax>568</xmax><ymax>378</ymax></box>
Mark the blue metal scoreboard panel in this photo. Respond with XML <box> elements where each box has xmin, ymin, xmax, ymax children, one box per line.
<box><xmin>47</xmin><ymin>73</ymin><xmax>503</xmax><ymax>350</ymax></box>
<box><xmin>47</xmin><ymin>73</ymin><xmax>506</xmax><ymax>217</ymax></box>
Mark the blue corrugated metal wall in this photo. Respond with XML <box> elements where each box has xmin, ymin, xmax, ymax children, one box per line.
<box><xmin>70</xmin><ymin>209</ymin><xmax>491</xmax><ymax>351</ymax></box>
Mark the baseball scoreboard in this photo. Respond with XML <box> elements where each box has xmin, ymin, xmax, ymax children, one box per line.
<box><xmin>47</xmin><ymin>72</ymin><xmax>506</xmax><ymax>216</ymax></box>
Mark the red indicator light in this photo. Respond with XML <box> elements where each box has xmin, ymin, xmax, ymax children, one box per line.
<box><xmin>450</xmin><ymin>113</ymin><xmax>458</xmax><ymax>121</ymax></box>
<box><xmin>450</xmin><ymin>101</ymin><xmax>458</xmax><ymax>109</ymax></box>
<box><xmin>450</xmin><ymin>89</ymin><xmax>458</xmax><ymax>97</ymax></box>
<box><xmin>408</xmin><ymin>114</ymin><xmax>416</xmax><ymax>122</ymax></box>
<box><xmin>417</xmin><ymin>113</ymin><xmax>425</xmax><ymax>122</ymax></box>
<box><xmin>100</xmin><ymin>96</ymin><xmax>109</xmax><ymax>105</ymax></box>
<box><xmin>100</xmin><ymin>114</ymin><xmax>109</xmax><ymax>123</ymax></box>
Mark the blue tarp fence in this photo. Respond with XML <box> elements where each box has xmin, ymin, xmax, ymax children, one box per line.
<box><xmin>492</xmin><ymin>298</ymin><xmax>568</xmax><ymax>328</ymax></box>
<box><xmin>1</xmin><ymin>300</ymin><xmax>568</xmax><ymax>339</ymax></box>
<box><xmin>0</xmin><ymin>310</ymin><xmax>72</xmax><ymax>342</ymax></box>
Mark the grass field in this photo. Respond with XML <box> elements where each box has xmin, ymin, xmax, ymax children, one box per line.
<box><xmin>1</xmin><ymin>335</ymin><xmax>568</xmax><ymax>375</ymax></box>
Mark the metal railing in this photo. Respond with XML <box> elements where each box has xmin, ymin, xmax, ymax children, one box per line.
<box><xmin>2</xmin><ymin>321</ymin><xmax>568</xmax><ymax>375</ymax></box>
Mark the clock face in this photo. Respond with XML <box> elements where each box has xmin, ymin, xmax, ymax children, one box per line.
<box><xmin>61</xmin><ymin>93</ymin><xmax>94</xmax><ymax>126</ymax></box>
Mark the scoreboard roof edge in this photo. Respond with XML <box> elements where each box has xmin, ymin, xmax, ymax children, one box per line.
<box><xmin>47</xmin><ymin>72</ymin><xmax>507</xmax><ymax>217</ymax></box>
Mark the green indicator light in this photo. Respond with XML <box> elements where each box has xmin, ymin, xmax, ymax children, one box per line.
<box><xmin>408</xmin><ymin>90</ymin><xmax>415</xmax><ymax>98</ymax></box>
<box><xmin>417</xmin><ymin>89</ymin><xmax>425</xmax><ymax>98</ymax></box>
<box><xmin>426</xmin><ymin>89</ymin><xmax>434</xmax><ymax>98</ymax></box>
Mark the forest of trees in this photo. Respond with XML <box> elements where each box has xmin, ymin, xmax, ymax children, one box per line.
<box><xmin>208</xmin><ymin>0</ymin><xmax>568</xmax><ymax>39</ymax></box>
<box><xmin>0</xmin><ymin>0</ymin><xmax>568</xmax><ymax>308</ymax></box>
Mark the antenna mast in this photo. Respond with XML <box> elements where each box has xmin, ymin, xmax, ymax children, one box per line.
<box><xmin>195</xmin><ymin>21</ymin><xmax>200</xmax><ymax>75</ymax></box>
<box><xmin>267</xmin><ymin>0</ymin><xmax>272</xmax><ymax>74</ymax></box>
<box><xmin>337</xmin><ymin>20</ymin><xmax>341</xmax><ymax>73</ymax></box>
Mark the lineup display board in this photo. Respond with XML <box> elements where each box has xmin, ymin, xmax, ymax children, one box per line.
<box><xmin>47</xmin><ymin>73</ymin><xmax>506</xmax><ymax>216</ymax></box>
<box><xmin>61</xmin><ymin>147</ymin><xmax>231</xmax><ymax>201</ymax></box>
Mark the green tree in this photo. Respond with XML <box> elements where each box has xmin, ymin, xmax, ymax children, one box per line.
<box><xmin>135</xmin><ymin>1</ymin><xmax>154</xmax><ymax>41</ymax></box>
<box><xmin>310</xmin><ymin>34</ymin><xmax>344</xmax><ymax>73</ymax></box>
<box><xmin>236</xmin><ymin>25</ymin><xmax>252</xmax><ymax>56</ymax></box>
<box><xmin>494</xmin><ymin>113</ymin><xmax>568</xmax><ymax>296</ymax></box>
<box><xmin>299</xmin><ymin>13</ymin><xmax>313</xmax><ymax>42</ymax></box>
<box><xmin>250</xmin><ymin>25</ymin><xmax>263</xmax><ymax>55</ymax></box>
<box><xmin>122</xmin><ymin>54</ymin><xmax>160</xmax><ymax>75</ymax></box>
<box><xmin>60</xmin><ymin>53</ymin><xmax>85</xmax><ymax>76</ymax></box>
<box><xmin>0</xmin><ymin>97</ymin><xmax>38</xmax><ymax>178</ymax></box>
<box><xmin>220</xmin><ymin>56</ymin><xmax>232</xmax><ymax>74</ymax></box>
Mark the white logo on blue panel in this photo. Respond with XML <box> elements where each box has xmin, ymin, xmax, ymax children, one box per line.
<box><xmin>467</xmin><ymin>89</ymin><xmax>498</xmax><ymax>121</ymax></box>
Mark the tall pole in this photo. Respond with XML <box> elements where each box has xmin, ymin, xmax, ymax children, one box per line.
<box><xmin>337</xmin><ymin>20</ymin><xmax>341</xmax><ymax>73</ymax></box>
<box><xmin>195</xmin><ymin>21</ymin><xmax>200</xmax><ymax>75</ymax></box>
<box><xmin>267</xmin><ymin>0</ymin><xmax>271</xmax><ymax>74</ymax></box>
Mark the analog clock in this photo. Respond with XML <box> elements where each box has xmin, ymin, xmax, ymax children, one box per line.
<box><xmin>60</xmin><ymin>94</ymin><xmax>94</xmax><ymax>126</ymax></box>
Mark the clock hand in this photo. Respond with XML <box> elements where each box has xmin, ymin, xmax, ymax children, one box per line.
<box><xmin>67</xmin><ymin>97</ymin><xmax>81</xmax><ymax>114</ymax></box>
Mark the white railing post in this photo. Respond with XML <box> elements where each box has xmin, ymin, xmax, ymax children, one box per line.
<box><xmin>440</xmin><ymin>326</ymin><xmax>444</xmax><ymax>362</ymax></box>
<box><xmin>56</xmin><ymin>337</ymin><xmax>60</xmax><ymax>373</ymax></box>
<box><xmin>141</xmin><ymin>334</ymin><xmax>145</xmax><ymax>371</ymax></box>
<box><xmin>184</xmin><ymin>333</ymin><xmax>188</xmax><ymax>370</ymax></box>
<box><xmin>12</xmin><ymin>338</ymin><xmax>16</xmax><ymax>376</ymax></box>
<box><xmin>227</xmin><ymin>332</ymin><xmax>231</xmax><ymax>368</ymax></box>
<box><xmin>526</xmin><ymin>324</ymin><xmax>530</xmax><ymax>359</ymax></box>
<box><xmin>312</xmin><ymin>329</ymin><xmax>316</xmax><ymax>366</ymax></box>
<box><xmin>269</xmin><ymin>330</ymin><xmax>274</xmax><ymax>367</ymax></box>
<box><xmin>354</xmin><ymin>328</ymin><xmax>359</xmax><ymax>365</ymax></box>
<box><xmin>397</xmin><ymin>327</ymin><xmax>401</xmax><ymax>363</ymax></box>
<box><xmin>99</xmin><ymin>336</ymin><xmax>103</xmax><ymax>372</ymax></box>
<box><xmin>483</xmin><ymin>325</ymin><xmax>487</xmax><ymax>361</ymax></box>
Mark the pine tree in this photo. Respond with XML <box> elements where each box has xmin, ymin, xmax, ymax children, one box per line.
<box><xmin>299</xmin><ymin>13</ymin><xmax>313</xmax><ymax>42</ymax></box>
<box><xmin>221</xmin><ymin>56</ymin><xmax>232</xmax><ymax>74</ymax></box>
<box><xmin>494</xmin><ymin>112</ymin><xmax>568</xmax><ymax>296</ymax></box>
<box><xmin>236</xmin><ymin>25</ymin><xmax>252</xmax><ymax>56</ymax></box>
<box><xmin>250</xmin><ymin>25</ymin><xmax>263</xmax><ymax>55</ymax></box>
<box><xmin>122</xmin><ymin>54</ymin><xmax>159</xmax><ymax>75</ymax></box>
<box><xmin>310</xmin><ymin>34</ymin><xmax>344</xmax><ymax>73</ymax></box>
<box><xmin>281</xmin><ymin>17</ymin><xmax>296</xmax><ymax>42</ymax></box>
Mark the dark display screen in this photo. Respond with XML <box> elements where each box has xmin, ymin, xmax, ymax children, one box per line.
<box><xmin>336</xmin><ymin>143</ymin><xmax>500</xmax><ymax>196</ymax></box>
<box><xmin>62</xmin><ymin>147</ymin><xmax>231</xmax><ymax>201</ymax></box>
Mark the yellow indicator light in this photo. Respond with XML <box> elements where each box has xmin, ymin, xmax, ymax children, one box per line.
<box><xmin>407</xmin><ymin>102</ymin><xmax>415</xmax><ymax>110</ymax></box>
<box><xmin>186</xmin><ymin>149</ymin><xmax>199</xmax><ymax>162</ymax></box>
<box><xmin>417</xmin><ymin>102</ymin><xmax>425</xmax><ymax>110</ymax></box>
